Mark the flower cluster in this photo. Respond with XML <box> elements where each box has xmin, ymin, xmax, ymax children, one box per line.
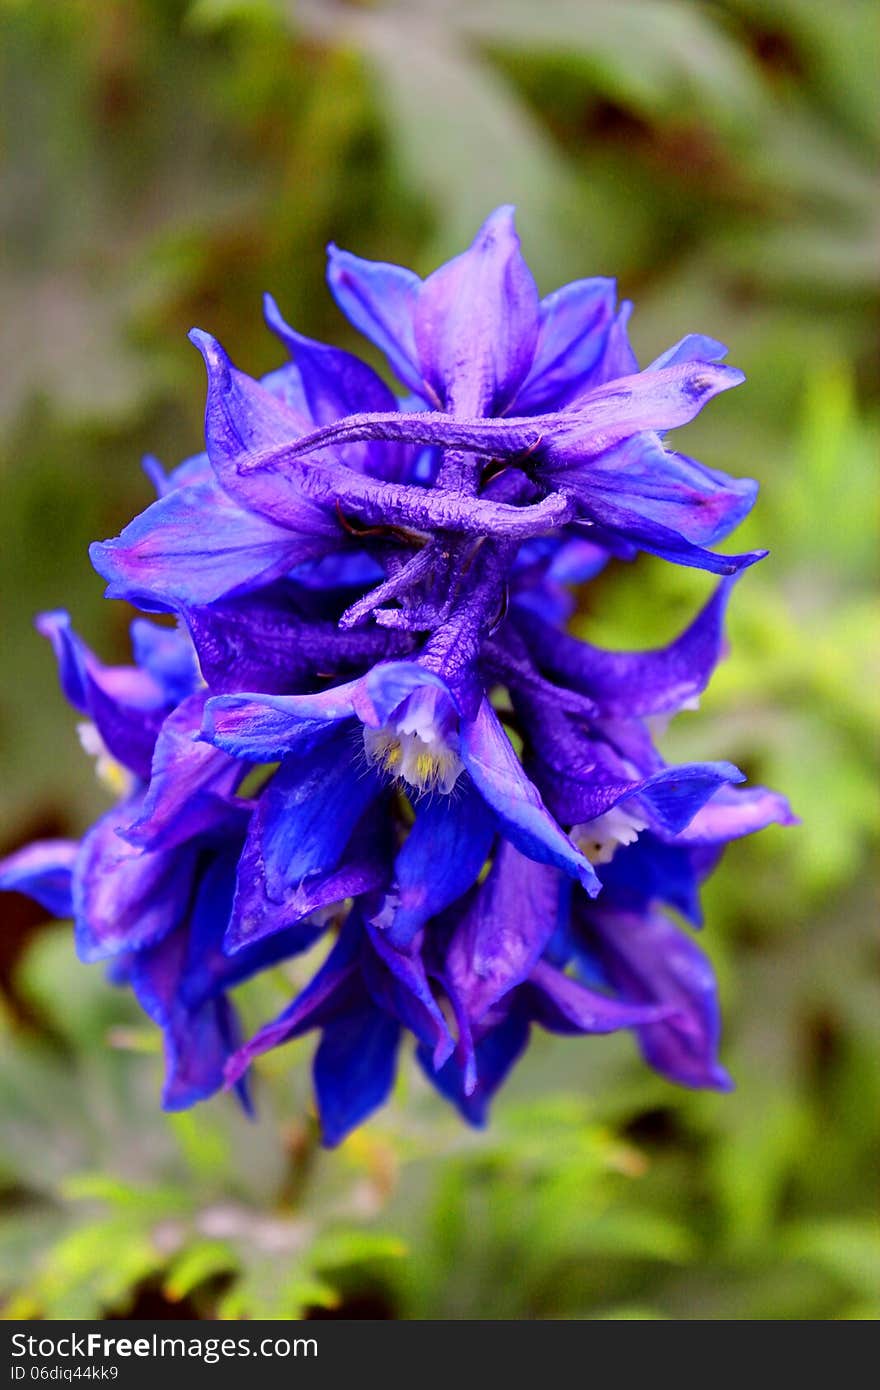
<box><xmin>1</xmin><ymin>208</ymin><xmax>793</xmax><ymax>1143</ymax></box>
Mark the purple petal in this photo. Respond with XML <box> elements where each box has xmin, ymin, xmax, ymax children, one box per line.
<box><xmin>0</xmin><ymin>839</ymin><xmax>79</xmax><ymax>918</ymax></box>
<box><xmin>446</xmin><ymin>841</ymin><xmax>563</xmax><ymax>1022</ymax></box>
<box><xmin>547</xmin><ymin>434</ymin><xmax>758</xmax><ymax>548</ymax></box>
<box><xmin>263</xmin><ymin>293</ymin><xmax>409</xmax><ymax>480</ymax></box>
<box><xmin>414</xmin><ymin>206</ymin><xmax>539</xmax><ymax>416</ymax></box>
<box><xmin>513</xmin><ymin>277</ymin><xmax>617</xmax><ymax>413</ymax></box>
<box><xmin>669</xmin><ymin>783</ymin><xmax>798</xmax><ymax>845</ymax></box>
<box><xmin>73</xmin><ymin>804</ymin><xmax>196</xmax><ymax>962</ymax></box>
<box><xmin>119</xmin><ymin>693</ymin><xmax>244</xmax><ymax>853</ymax></box>
<box><xmin>583</xmin><ymin>906</ymin><xmax>733</xmax><ymax>1090</ymax></box>
<box><xmin>201</xmin><ymin>679</ymin><xmax>362</xmax><ymax>762</ymax></box>
<box><xmin>326</xmin><ymin>243</ymin><xmax>424</xmax><ymax>395</ymax></box>
<box><xmin>648</xmin><ymin>335</ymin><xmax>727</xmax><ymax>370</ymax></box>
<box><xmin>518</xmin><ymin>576</ymin><xmax>738</xmax><ymax>718</ymax></box>
<box><xmin>90</xmin><ymin>476</ymin><xmax>336</xmax><ymax>612</ymax></box>
<box><xmin>185</xmin><ymin>584</ymin><xmax>411</xmax><ymax>695</ymax></box>
<box><xmin>460</xmin><ymin>698</ymin><xmax>600</xmax><ymax>894</ymax></box>
<box><xmin>36</xmin><ymin>611</ymin><xmax>165</xmax><ymax>779</ymax></box>
<box><xmin>527</xmin><ymin>958</ymin><xmax>676</xmax><ymax>1034</ymax></box>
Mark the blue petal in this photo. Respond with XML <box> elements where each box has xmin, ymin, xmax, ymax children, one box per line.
<box><xmin>414</xmin><ymin>206</ymin><xmax>539</xmax><ymax>416</ymax></box>
<box><xmin>201</xmin><ymin>679</ymin><xmax>362</xmax><ymax>762</ymax></box>
<box><xmin>598</xmin><ymin>835</ymin><xmax>708</xmax><ymax>925</ymax></box>
<box><xmin>418</xmin><ymin>1007</ymin><xmax>530</xmax><ymax>1127</ymax></box>
<box><xmin>381</xmin><ymin>779</ymin><xmax>495</xmax><ymax>948</ymax></box>
<box><xmin>446</xmin><ymin>841</ymin><xmax>564</xmax><ymax>1022</ymax></box>
<box><xmin>314</xmin><ymin>1006</ymin><xmax>401</xmax><ymax>1147</ymax></box>
<box><xmin>73</xmin><ymin>804</ymin><xmax>196</xmax><ymax>962</ymax></box>
<box><xmin>513</xmin><ymin>277</ymin><xmax>617</xmax><ymax>413</ymax></box>
<box><xmin>226</xmin><ymin>809</ymin><xmax>390</xmax><ymax>953</ymax></box>
<box><xmin>364</xmin><ymin>923</ymin><xmax>454</xmax><ymax>1067</ymax></box>
<box><xmin>252</xmin><ymin>729</ymin><xmax>384</xmax><ymax>903</ymax></box>
<box><xmin>0</xmin><ymin>839</ymin><xmax>78</xmax><ymax>918</ymax></box>
<box><xmin>461</xmin><ymin>698</ymin><xmax>600</xmax><ymax>894</ymax></box>
<box><xmin>91</xmin><ymin>476</ymin><xmax>335</xmax><ymax>612</ymax></box>
<box><xmin>326</xmin><ymin>243</ymin><xmax>424</xmax><ymax>395</ymax></box>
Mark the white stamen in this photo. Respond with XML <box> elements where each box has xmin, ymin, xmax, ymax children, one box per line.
<box><xmin>572</xmin><ymin>804</ymin><xmax>648</xmax><ymax>865</ymax></box>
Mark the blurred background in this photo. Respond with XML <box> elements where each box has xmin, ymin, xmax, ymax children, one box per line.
<box><xmin>0</xmin><ymin>0</ymin><xmax>877</xmax><ymax>1320</ymax></box>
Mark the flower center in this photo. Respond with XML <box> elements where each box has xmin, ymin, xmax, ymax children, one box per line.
<box><xmin>363</xmin><ymin>684</ymin><xmax>463</xmax><ymax>795</ymax></box>
<box><xmin>571</xmin><ymin>804</ymin><xmax>647</xmax><ymax>865</ymax></box>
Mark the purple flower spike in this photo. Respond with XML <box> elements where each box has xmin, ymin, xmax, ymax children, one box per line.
<box><xmin>2</xmin><ymin>206</ymin><xmax>792</xmax><ymax>1139</ymax></box>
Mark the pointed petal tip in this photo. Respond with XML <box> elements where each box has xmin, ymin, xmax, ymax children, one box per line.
<box><xmin>188</xmin><ymin>328</ymin><xmax>231</xmax><ymax>380</ymax></box>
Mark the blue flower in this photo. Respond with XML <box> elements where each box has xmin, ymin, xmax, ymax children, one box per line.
<box><xmin>1</xmin><ymin>206</ymin><xmax>794</xmax><ymax>1143</ymax></box>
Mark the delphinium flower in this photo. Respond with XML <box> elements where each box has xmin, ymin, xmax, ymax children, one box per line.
<box><xmin>1</xmin><ymin>207</ymin><xmax>794</xmax><ymax>1145</ymax></box>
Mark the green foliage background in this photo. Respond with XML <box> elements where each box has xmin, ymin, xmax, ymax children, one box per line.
<box><xmin>0</xmin><ymin>0</ymin><xmax>877</xmax><ymax>1320</ymax></box>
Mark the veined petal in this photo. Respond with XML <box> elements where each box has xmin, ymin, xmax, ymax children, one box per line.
<box><xmin>90</xmin><ymin>477</ymin><xmax>336</xmax><ymax>612</ymax></box>
<box><xmin>414</xmin><ymin>205</ymin><xmax>539</xmax><ymax>416</ymax></box>
<box><xmin>546</xmin><ymin>434</ymin><xmax>759</xmax><ymax>548</ymax></box>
